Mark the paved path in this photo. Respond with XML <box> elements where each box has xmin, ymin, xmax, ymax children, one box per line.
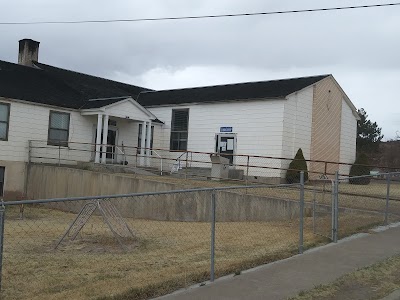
<box><xmin>381</xmin><ymin>289</ymin><xmax>400</xmax><ymax>300</ymax></box>
<box><xmin>158</xmin><ymin>224</ymin><xmax>400</xmax><ymax>300</ymax></box>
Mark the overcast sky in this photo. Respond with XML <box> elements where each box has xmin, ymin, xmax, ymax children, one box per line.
<box><xmin>1</xmin><ymin>0</ymin><xmax>399</xmax><ymax>139</ymax></box>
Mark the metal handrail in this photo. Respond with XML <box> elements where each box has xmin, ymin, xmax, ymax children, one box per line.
<box><xmin>114</xmin><ymin>146</ymin><xmax>126</xmax><ymax>164</ymax></box>
<box><xmin>152</xmin><ymin>150</ymin><xmax>163</xmax><ymax>175</ymax></box>
<box><xmin>171</xmin><ymin>152</ymin><xmax>186</xmax><ymax>174</ymax></box>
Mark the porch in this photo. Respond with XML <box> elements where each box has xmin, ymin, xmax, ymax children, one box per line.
<box><xmin>80</xmin><ymin>97</ymin><xmax>159</xmax><ymax>167</ymax></box>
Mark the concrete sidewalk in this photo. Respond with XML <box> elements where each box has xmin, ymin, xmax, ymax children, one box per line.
<box><xmin>158</xmin><ymin>224</ymin><xmax>400</xmax><ymax>300</ymax></box>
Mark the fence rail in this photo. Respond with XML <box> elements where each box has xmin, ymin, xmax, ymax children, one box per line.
<box><xmin>29</xmin><ymin>140</ymin><xmax>400</xmax><ymax>183</ymax></box>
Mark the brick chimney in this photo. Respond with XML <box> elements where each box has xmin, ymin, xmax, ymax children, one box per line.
<box><xmin>18</xmin><ymin>39</ymin><xmax>40</xmax><ymax>66</ymax></box>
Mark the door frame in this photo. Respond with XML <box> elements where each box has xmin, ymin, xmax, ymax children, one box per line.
<box><xmin>106</xmin><ymin>126</ymin><xmax>119</xmax><ymax>163</ymax></box>
<box><xmin>215</xmin><ymin>133</ymin><xmax>237</xmax><ymax>166</ymax></box>
<box><xmin>91</xmin><ymin>125</ymin><xmax>119</xmax><ymax>162</ymax></box>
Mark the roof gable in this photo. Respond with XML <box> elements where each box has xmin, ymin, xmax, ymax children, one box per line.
<box><xmin>81</xmin><ymin>98</ymin><xmax>157</xmax><ymax>122</ymax></box>
<box><xmin>104</xmin><ymin>98</ymin><xmax>157</xmax><ymax>121</ymax></box>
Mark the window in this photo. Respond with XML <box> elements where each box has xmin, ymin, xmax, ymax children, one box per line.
<box><xmin>0</xmin><ymin>103</ymin><xmax>10</xmax><ymax>141</ymax></box>
<box><xmin>48</xmin><ymin>111</ymin><xmax>70</xmax><ymax>146</ymax></box>
<box><xmin>170</xmin><ymin>109</ymin><xmax>189</xmax><ymax>151</ymax></box>
<box><xmin>0</xmin><ymin>167</ymin><xmax>4</xmax><ymax>197</ymax></box>
<box><xmin>137</xmin><ymin>124</ymin><xmax>154</xmax><ymax>154</ymax></box>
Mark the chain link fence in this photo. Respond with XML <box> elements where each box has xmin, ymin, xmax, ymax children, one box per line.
<box><xmin>0</xmin><ymin>181</ymin><xmax>308</xmax><ymax>300</ymax></box>
<box><xmin>311</xmin><ymin>178</ymin><xmax>336</xmax><ymax>240</ymax></box>
<box><xmin>310</xmin><ymin>172</ymin><xmax>400</xmax><ymax>243</ymax></box>
<box><xmin>336</xmin><ymin>172</ymin><xmax>400</xmax><ymax>240</ymax></box>
<box><xmin>1</xmin><ymin>172</ymin><xmax>399</xmax><ymax>299</ymax></box>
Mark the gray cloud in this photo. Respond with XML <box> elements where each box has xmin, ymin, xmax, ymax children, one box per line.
<box><xmin>1</xmin><ymin>0</ymin><xmax>399</xmax><ymax>138</ymax></box>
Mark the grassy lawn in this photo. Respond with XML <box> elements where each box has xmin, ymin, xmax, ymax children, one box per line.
<box><xmin>1</xmin><ymin>206</ymin><xmax>312</xmax><ymax>300</ymax></box>
<box><xmin>2</xmin><ymin>175</ymin><xmax>397</xmax><ymax>300</ymax></box>
<box><xmin>1</xmin><ymin>204</ymin><xmax>385</xmax><ymax>300</ymax></box>
<box><xmin>290</xmin><ymin>254</ymin><xmax>400</xmax><ymax>300</ymax></box>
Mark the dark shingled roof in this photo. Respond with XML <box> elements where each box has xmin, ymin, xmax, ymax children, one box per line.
<box><xmin>0</xmin><ymin>59</ymin><xmax>330</xmax><ymax>110</ymax></box>
<box><xmin>0</xmin><ymin>60</ymin><xmax>150</xmax><ymax>109</ymax></box>
<box><xmin>137</xmin><ymin>75</ymin><xmax>330</xmax><ymax>107</ymax></box>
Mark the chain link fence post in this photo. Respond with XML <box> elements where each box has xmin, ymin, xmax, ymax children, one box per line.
<box><xmin>299</xmin><ymin>171</ymin><xmax>304</xmax><ymax>254</ymax></box>
<box><xmin>312</xmin><ymin>187</ymin><xmax>316</xmax><ymax>234</ymax></box>
<box><xmin>0</xmin><ymin>203</ymin><xmax>5</xmax><ymax>293</ymax></box>
<box><xmin>384</xmin><ymin>173</ymin><xmax>391</xmax><ymax>225</ymax></box>
<box><xmin>210</xmin><ymin>190</ymin><xmax>216</xmax><ymax>282</ymax></box>
<box><xmin>244</xmin><ymin>156</ymin><xmax>249</xmax><ymax>186</ymax></box>
<box><xmin>331</xmin><ymin>180</ymin><xmax>335</xmax><ymax>241</ymax></box>
<box><xmin>333</xmin><ymin>171</ymin><xmax>339</xmax><ymax>243</ymax></box>
<box><xmin>58</xmin><ymin>144</ymin><xmax>61</xmax><ymax>166</ymax></box>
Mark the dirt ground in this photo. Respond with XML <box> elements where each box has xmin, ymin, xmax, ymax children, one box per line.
<box><xmin>0</xmin><ymin>204</ymin><xmax>384</xmax><ymax>300</ymax></box>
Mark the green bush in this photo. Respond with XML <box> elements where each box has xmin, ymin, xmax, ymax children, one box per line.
<box><xmin>349</xmin><ymin>153</ymin><xmax>371</xmax><ymax>185</ymax></box>
<box><xmin>286</xmin><ymin>148</ymin><xmax>309</xmax><ymax>184</ymax></box>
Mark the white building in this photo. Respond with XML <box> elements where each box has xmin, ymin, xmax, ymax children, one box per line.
<box><xmin>0</xmin><ymin>39</ymin><xmax>359</xmax><ymax>199</ymax></box>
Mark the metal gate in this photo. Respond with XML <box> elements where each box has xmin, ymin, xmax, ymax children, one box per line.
<box><xmin>312</xmin><ymin>174</ymin><xmax>338</xmax><ymax>242</ymax></box>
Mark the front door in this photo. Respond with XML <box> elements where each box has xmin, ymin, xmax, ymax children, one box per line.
<box><xmin>216</xmin><ymin>134</ymin><xmax>236</xmax><ymax>165</ymax></box>
<box><xmin>105</xmin><ymin>129</ymin><xmax>117</xmax><ymax>160</ymax></box>
<box><xmin>93</xmin><ymin>127</ymin><xmax>118</xmax><ymax>162</ymax></box>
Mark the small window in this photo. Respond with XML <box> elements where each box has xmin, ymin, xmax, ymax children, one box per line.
<box><xmin>170</xmin><ymin>109</ymin><xmax>189</xmax><ymax>151</ymax></box>
<box><xmin>0</xmin><ymin>167</ymin><xmax>4</xmax><ymax>197</ymax></box>
<box><xmin>0</xmin><ymin>103</ymin><xmax>10</xmax><ymax>141</ymax></box>
<box><xmin>48</xmin><ymin>111</ymin><xmax>70</xmax><ymax>146</ymax></box>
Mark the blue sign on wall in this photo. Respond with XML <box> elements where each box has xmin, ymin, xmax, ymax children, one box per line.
<box><xmin>220</xmin><ymin>127</ymin><xmax>233</xmax><ymax>133</ymax></box>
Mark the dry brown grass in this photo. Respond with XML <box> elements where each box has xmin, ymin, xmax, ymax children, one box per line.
<box><xmin>137</xmin><ymin>175</ymin><xmax>400</xmax><ymax>215</ymax></box>
<box><xmin>1</xmin><ymin>203</ymin><xmax>385</xmax><ymax>300</ymax></box>
<box><xmin>290</xmin><ymin>254</ymin><xmax>400</xmax><ymax>300</ymax></box>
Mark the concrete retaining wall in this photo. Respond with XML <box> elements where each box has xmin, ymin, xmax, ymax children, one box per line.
<box><xmin>0</xmin><ymin>160</ymin><xmax>27</xmax><ymax>200</ymax></box>
<box><xmin>27</xmin><ymin>164</ymin><xmax>304</xmax><ymax>222</ymax></box>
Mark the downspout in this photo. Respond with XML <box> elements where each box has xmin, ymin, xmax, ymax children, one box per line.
<box><xmin>292</xmin><ymin>92</ymin><xmax>298</xmax><ymax>158</ymax></box>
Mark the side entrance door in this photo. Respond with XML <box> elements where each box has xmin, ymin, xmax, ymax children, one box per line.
<box><xmin>215</xmin><ymin>134</ymin><xmax>236</xmax><ymax>165</ymax></box>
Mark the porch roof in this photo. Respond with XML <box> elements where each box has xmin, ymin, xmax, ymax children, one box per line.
<box><xmin>80</xmin><ymin>97</ymin><xmax>159</xmax><ymax>123</ymax></box>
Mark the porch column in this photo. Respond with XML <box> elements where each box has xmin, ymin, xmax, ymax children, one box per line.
<box><xmin>139</xmin><ymin>121</ymin><xmax>146</xmax><ymax>166</ymax></box>
<box><xmin>101</xmin><ymin>114</ymin><xmax>109</xmax><ymax>163</ymax></box>
<box><xmin>145</xmin><ymin>121</ymin><xmax>152</xmax><ymax>166</ymax></box>
<box><xmin>95</xmin><ymin>114</ymin><xmax>103</xmax><ymax>163</ymax></box>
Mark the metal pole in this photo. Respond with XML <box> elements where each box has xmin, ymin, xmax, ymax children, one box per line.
<box><xmin>0</xmin><ymin>204</ymin><xmax>5</xmax><ymax>292</ymax></box>
<box><xmin>333</xmin><ymin>171</ymin><xmax>339</xmax><ymax>243</ymax></box>
<box><xmin>312</xmin><ymin>187</ymin><xmax>316</xmax><ymax>234</ymax></box>
<box><xmin>185</xmin><ymin>152</ymin><xmax>188</xmax><ymax>180</ymax></box>
<box><xmin>331</xmin><ymin>180</ymin><xmax>335</xmax><ymax>241</ymax></box>
<box><xmin>384</xmin><ymin>173</ymin><xmax>391</xmax><ymax>225</ymax></box>
<box><xmin>28</xmin><ymin>140</ymin><xmax>32</xmax><ymax>164</ymax></box>
<box><xmin>246</xmin><ymin>156</ymin><xmax>250</xmax><ymax>185</ymax></box>
<box><xmin>210</xmin><ymin>190</ymin><xmax>216</xmax><ymax>282</ymax></box>
<box><xmin>58</xmin><ymin>144</ymin><xmax>61</xmax><ymax>166</ymax></box>
<box><xmin>299</xmin><ymin>171</ymin><xmax>304</xmax><ymax>254</ymax></box>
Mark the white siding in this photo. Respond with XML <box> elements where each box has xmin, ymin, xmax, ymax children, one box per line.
<box><xmin>339</xmin><ymin>98</ymin><xmax>357</xmax><ymax>176</ymax></box>
<box><xmin>0</xmin><ymin>99</ymin><xmax>94</xmax><ymax>163</ymax></box>
<box><xmin>148</xmin><ymin>100</ymin><xmax>285</xmax><ymax>176</ymax></box>
<box><xmin>281</xmin><ymin>87</ymin><xmax>314</xmax><ymax>176</ymax></box>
